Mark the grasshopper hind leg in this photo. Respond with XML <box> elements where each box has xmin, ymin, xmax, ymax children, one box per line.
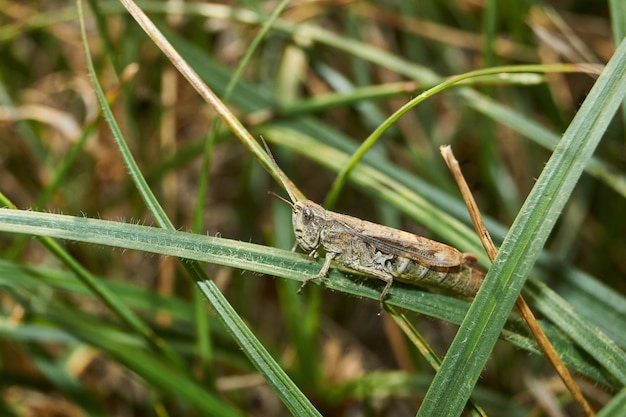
<box><xmin>377</xmin><ymin>277</ymin><xmax>394</xmax><ymax>311</ymax></box>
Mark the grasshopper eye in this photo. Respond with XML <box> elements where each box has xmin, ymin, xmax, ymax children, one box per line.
<box><xmin>302</xmin><ymin>207</ymin><xmax>314</xmax><ymax>224</ymax></box>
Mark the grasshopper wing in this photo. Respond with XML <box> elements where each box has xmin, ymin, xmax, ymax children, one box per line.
<box><xmin>350</xmin><ymin>222</ymin><xmax>472</xmax><ymax>268</ymax></box>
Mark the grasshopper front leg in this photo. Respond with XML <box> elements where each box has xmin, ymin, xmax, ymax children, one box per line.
<box><xmin>297</xmin><ymin>252</ymin><xmax>337</xmax><ymax>294</ymax></box>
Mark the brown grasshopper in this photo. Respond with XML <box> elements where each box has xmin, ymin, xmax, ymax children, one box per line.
<box><xmin>264</xmin><ymin>141</ymin><xmax>483</xmax><ymax>307</ymax></box>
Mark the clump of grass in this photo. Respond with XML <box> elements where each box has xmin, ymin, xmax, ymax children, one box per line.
<box><xmin>0</xmin><ymin>1</ymin><xmax>625</xmax><ymax>416</ymax></box>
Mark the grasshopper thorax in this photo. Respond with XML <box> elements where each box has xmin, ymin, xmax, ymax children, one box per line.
<box><xmin>292</xmin><ymin>201</ymin><xmax>326</xmax><ymax>252</ymax></box>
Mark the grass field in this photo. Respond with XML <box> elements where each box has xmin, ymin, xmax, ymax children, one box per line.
<box><xmin>1</xmin><ymin>1</ymin><xmax>625</xmax><ymax>416</ymax></box>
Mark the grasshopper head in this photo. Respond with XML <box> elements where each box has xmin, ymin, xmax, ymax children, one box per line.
<box><xmin>292</xmin><ymin>201</ymin><xmax>326</xmax><ymax>252</ymax></box>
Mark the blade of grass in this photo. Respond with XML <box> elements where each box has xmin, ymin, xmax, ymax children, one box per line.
<box><xmin>42</xmin><ymin>306</ymin><xmax>244</xmax><ymax>417</ymax></box>
<box><xmin>597</xmin><ymin>388</ymin><xmax>626</xmax><ymax>417</ymax></box>
<box><xmin>189</xmin><ymin>0</ymin><xmax>290</xmax><ymax>384</ymax></box>
<box><xmin>0</xmin><ymin>207</ymin><xmax>618</xmax><ymax>389</ymax></box>
<box><xmin>5</xmin><ymin>123</ymin><xmax>95</xmax><ymax>258</ymax></box>
<box><xmin>333</xmin><ymin>371</ymin><xmax>528</xmax><ymax>417</ymax></box>
<box><xmin>323</xmin><ymin>64</ymin><xmax>597</xmax><ymax>209</ymax></box>
<box><xmin>609</xmin><ymin>0</ymin><xmax>626</xmax><ymax>127</ymax></box>
<box><xmin>78</xmin><ymin>2</ymin><xmax>320</xmax><ymax>415</ymax></box>
<box><xmin>386</xmin><ymin>305</ymin><xmax>486</xmax><ymax>417</ymax></box>
<box><xmin>27</xmin><ymin>344</ymin><xmax>108</xmax><ymax>417</ymax></box>
<box><xmin>524</xmin><ymin>278</ymin><xmax>626</xmax><ymax>384</ymax></box>
<box><xmin>114</xmin><ymin>0</ymin><xmax>303</xmax><ymax>203</ymax></box>
<box><xmin>2</xmin><ymin>195</ymin><xmax>181</xmax><ymax>370</ymax></box>
<box><xmin>417</xmin><ymin>37</ymin><xmax>626</xmax><ymax>417</ymax></box>
<box><xmin>441</xmin><ymin>145</ymin><xmax>594</xmax><ymax>416</ymax></box>
<box><xmin>193</xmin><ymin>0</ymin><xmax>291</xmax><ymax>231</ymax></box>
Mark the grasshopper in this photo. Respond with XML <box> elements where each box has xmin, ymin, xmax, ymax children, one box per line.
<box><xmin>264</xmin><ymin>141</ymin><xmax>483</xmax><ymax>307</ymax></box>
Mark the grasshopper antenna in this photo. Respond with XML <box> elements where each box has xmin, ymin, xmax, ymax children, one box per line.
<box><xmin>268</xmin><ymin>191</ymin><xmax>295</xmax><ymax>210</ymax></box>
<box><xmin>261</xmin><ymin>137</ymin><xmax>298</xmax><ymax>204</ymax></box>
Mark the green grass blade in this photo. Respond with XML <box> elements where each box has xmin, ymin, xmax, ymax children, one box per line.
<box><xmin>3</xmin><ymin>186</ymin><xmax>179</xmax><ymax>365</ymax></box>
<box><xmin>542</xmin><ymin>266</ymin><xmax>626</xmax><ymax>347</ymax></box>
<box><xmin>386</xmin><ymin>306</ymin><xmax>486</xmax><ymax>416</ymax></box>
<box><xmin>417</xmin><ymin>38</ymin><xmax>626</xmax><ymax>417</ymax></box>
<box><xmin>77</xmin><ymin>2</ymin><xmax>320</xmax><ymax>414</ymax></box>
<box><xmin>189</xmin><ymin>0</ymin><xmax>290</xmax><ymax>385</ymax></box>
<box><xmin>324</xmin><ymin>64</ymin><xmax>581</xmax><ymax>209</ymax></box>
<box><xmin>598</xmin><ymin>388</ymin><xmax>626</xmax><ymax>417</ymax></box>
<box><xmin>525</xmin><ymin>279</ymin><xmax>626</xmax><ymax>383</ymax></box>
<box><xmin>0</xmin><ymin>208</ymin><xmax>619</xmax><ymax>389</ymax></box>
<box><xmin>45</xmin><ymin>306</ymin><xmax>244</xmax><ymax>417</ymax></box>
<box><xmin>334</xmin><ymin>371</ymin><xmax>527</xmax><ymax>417</ymax></box>
<box><xmin>609</xmin><ymin>0</ymin><xmax>626</xmax><ymax>126</ymax></box>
